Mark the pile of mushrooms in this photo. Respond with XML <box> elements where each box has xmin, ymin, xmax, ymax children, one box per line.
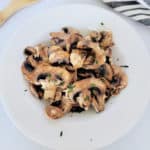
<box><xmin>21</xmin><ymin>27</ymin><xmax>128</xmax><ymax>119</ymax></box>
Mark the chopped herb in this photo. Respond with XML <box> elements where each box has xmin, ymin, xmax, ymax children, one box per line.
<box><xmin>84</xmin><ymin>95</ymin><xmax>90</xmax><ymax>101</ymax></box>
<box><xmin>60</xmin><ymin>81</ymin><xmax>65</xmax><ymax>86</ymax></box>
<box><xmin>90</xmin><ymin>83</ymin><xmax>96</xmax><ymax>87</ymax></box>
<box><xmin>47</xmin><ymin>74</ymin><xmax>51</xmax><ymax>80</ymax></box>
<box><xmin>95</xmin><ymin>59</ymin><xmax>98</xmax><ymax>64</ymax></box>
<box><xmin>60</xmin><ymin>131</ymin><xmax>63</xmax><ymax>137</ymax></box>
<box><xmin>101</xmin><ymin>22</ymin><xmax>104</xmax><ymax>25</ymax></box>
<box><xmin>120</xmin><ymin>65</ymin><xmax>129</xmax><ymax>68</ymax></box>
<box><xmin>24</xmin><ymin>89</ymin><xmax>28</xmax><ymax>92</ymax></box>
<box><xmin>67</xmin><ymin>84</ymin><xmax>75</xmax><ymax>93</ymax></box>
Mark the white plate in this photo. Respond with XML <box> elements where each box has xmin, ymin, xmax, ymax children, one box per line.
<box><xmin>0</xmin><ymin>4</ymin><xmax>150</xmax><ymax>150</ymax></box>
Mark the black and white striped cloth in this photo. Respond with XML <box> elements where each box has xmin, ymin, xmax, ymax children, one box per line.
<box><xmin>102</xmin><ymin>0</ymin><xmax>150</xmax><ymax>26</ymax></box>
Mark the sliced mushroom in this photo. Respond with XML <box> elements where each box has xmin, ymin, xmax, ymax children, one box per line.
<box><xmin>24</xmin><ymin>46</ymin><xmax>36</xmax><ymax>56</ymax></box>
<box><xmin>45</xmin><ymin>105</ymin><xmax>64</xmax><ymax>119</ymax></box>
<box><xmin>95</xmin><ymin>64</ymin><xmax>113</xmax><ymax>81</ymax></box>
<box><xmin>66</xmin><ymin>33</ymin><xmax>83</xmax><ymax>51</ymax></box>
<box><xmin>29</xmin><ymin>84</ymin><xmax>44</xmax><ymax>99</ymax></box>
<box><xmin>87</xmin><ymin>31</ymin><xmax>102</xmax><ymax>42</ymax></box>
<box><xmin>45</xmin><ymin>96</ymin><xmax>74</xmax><ymax>119</ymax></box>
<box><xmin>100</xmin><ymin>31</ymin><xmax>114</xmax><ymax>49</ymax></box>
<box><xmin>77</xmin><ymin>39</ymin><xmax>106</xmax><ymax>69</ymax></box>
<box><xmin>54</xmin><ymin>88</ymin><xmax>63</xmax><ymax>102</ymax></box>
<box><xmin>22</xmin><ymin>63</ymin><xmax>72</xmax><ymax>88</ymax></box>
<box><xmin>49</xmin><ymin>50</ymin><xmax>70</xmax><ymax>65</ymax></box>
<box><xmin>110</xmin><ymin>65</ymin><xmax>128</xmax><ymax>95</ymax></box>
<box><xmin>76</xmin><ymin>89</ymin><xmax>91</xmax><ymax>110</ymax></box>
<box><xmin>62</xmin><ymin>27</ymin><xmax>80</xmax><ymax>34</ymax></box>
<box><xmin>70</xmin><ymin>49</ymin><xmax>87</xmax><ymax>69</ymax></box>
<box><xmin>61</xmin><ymin>97</ymin><xmax>74</xmax><ymax>113</ymax></box>
<box><xmin>77</xmin><ymin>68</ymin><xmax>95</xmax><ymax>80</ymax></box>
<box><xmin>68</xmin><ymin>78</ymin><xmax>106</xmax><ymax>111</ymax></box>
<box><xmin>40</xmin><ymin>80</ymin><xmax>57</xmax><ymax>101</ymax></box>
<box><xmin>50</xmin><ymin>27</ymin><xmax>82</xmax><ymax>51</ymax></box>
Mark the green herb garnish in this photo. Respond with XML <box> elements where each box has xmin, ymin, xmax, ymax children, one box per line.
<box><xmin>47</xmin><ymin>74</ymin><xmax>51</xmax><ymax>79</ymax></box>
<box><xmin>90</xmin><ymin>83</ymin><xmax>96</xmax><ymax>87</ymax></box>
<box><xmin>67</xmin><ymin>84</ymin><xmax>75</xmax><ymax>93</ymax></box>
<box><xmin>100</xmin><ymin>22</ymin><xmax>104</xmax><ymax>26</ymax></box>
<box><xmin>60</xmin><ymin>81</ymin><xmax>65</xmax><ymax>86</ymax></box>
<box><xmin>95</xmin><ymin>59</ymin><xmax>98</xmax><ymax>64</ymax></box>
<box><xmin>84</xmin><ymin>95</ymin><xmax>90</xmax><ymax>101</ymax></box>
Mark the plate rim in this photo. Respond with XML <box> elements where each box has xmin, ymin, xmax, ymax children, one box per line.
<box><xmin>0</xmin><ymin>3</ymin><xmax>150</xmax><ymax>150</ymax></box>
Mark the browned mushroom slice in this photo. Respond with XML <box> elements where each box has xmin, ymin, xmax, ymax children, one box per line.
<box><xmin>77</xmin><ymin>68</ymin><xmax>95</xmax><ymax>80</ymax></box>
<box><xmin>75</xmin><ymin>89</ymin><xmax>91</xmax><ymax>110</ymax></box>
<box><xmin>68</xmin><ymin>78</ymin><xmax>106</xmax><ymax>111</ymax></box>
<box><xmin>39</xmin><ymin>80</ymin><xmax>57</xmax><ymax>100</ymax></box>
<box><xmin>95</xmin><ymin>64</ymin><xmax>113</xmax><ymax>81</ymax></box>
<box><xmin>66</xmin><ymin>33</ymin><xmax>83</xmax><ymax>51</ymax></box>
<box><xmin>100</xmin><ymin>31</ymin><xmax>114</xmax><ymax>49</ymax></box>
<box><xmin>50</xmin><ymin>27</ymin><xmax>82</xmax><ymax>51</ymax></box>
<box><xmin>49</xmin><ymin>50</ymin><xmax>70</xmax><ymax>65</ymax></box>
<box><xmin>29</xmin><ymin>84</ymin><xmax>44</xmax><ymax>99</ymax></box>
<box><xmin>23</xmin><ymin>63</ymin><xmax>72</xmax><ymax>88</ymax></box>
<box><xmin>87</xmin><ymin>31</ymin><xmax>102</xmax><ymax>42</ymax></box>
<box><xmin>70</xmin><ymin>49</ymin><xmax>87</xmax><ymax>69</ymax></box>
<box><xmin>45</xmin><ymin>105</ymin><xmax>64</xmax><ymax>119</ymax></box>
<box><xmin>34</xmin><ymin>44</ymin><xmax>49</xmax><ymax>62</ymax></box>
<box><xmin>77</xmin><ymin>39</ymin><xmax>105</xmax><ymax>69</ymax></box>
<box><xmin>61</xmin><ymin>97</ymin><xmax>74</xmax><ymax>113</ymax></box>
<box><xmin>110</xmin><ymin>65</ymin><xmax>128</xmax><ymax>95</ymax></box>
<box><xmin>24</xmin><ymin>46</ymin><xmax>36</xmax><ymax>56</ymax></box>
<box><xmin>54</xmin><ymin>88</ymin><xmax>63</xmax><ymax>102</ymax></box>
<box><xmin>62</xmin><ymin>27</ymin><xmax>80</xmax><ymax>34</ymax></box>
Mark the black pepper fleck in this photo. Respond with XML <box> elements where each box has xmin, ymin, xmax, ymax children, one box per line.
<box><xmin>24</xmin><ymin>89</ymin><xmax>28</xmax><ymax>92</ymax></box>
<box><xmin>60</xmin><ymin>131</ymin><xmax>63</xmax><ymax>137</ymax></box>
<box><xmin>120</xmin><ymin>65</ymin><xmax>129</xmax><ymax>68</ymax></box>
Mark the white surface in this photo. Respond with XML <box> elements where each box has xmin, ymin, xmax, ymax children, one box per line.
<box><xmin>1</xmin><ymin>3</ymin><xmax>150</xmax><ymax>150</ymax></box>
<box><xmin>0</xmin><ymin>0</ymin><xmax>150</xmax><ymax>150</ymax></box>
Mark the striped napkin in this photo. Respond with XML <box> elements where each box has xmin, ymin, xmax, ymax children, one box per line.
<box><xmin>102</xmin><ymin>0</ymin><xmax>150</xmax><ymax>26</ymax></box>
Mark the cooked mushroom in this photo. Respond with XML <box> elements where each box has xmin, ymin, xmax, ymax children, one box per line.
<box><xmin>77</xmin><ymin>68</ymin><xmax>95</xmax><ymax>80</ymax></box>
<box><xmin>23</xmin><ymin>63</ymin><xmax>72</xmax><ymax>87</ymax></box>
<box><xmin>45</xmin><ymin>96</ymin><xmax>74</xmax><ymax>119</ymax></box>
<box><xmin>50</xmin><ymin>27</ymin><xmax>81</xmax><ymax>50</ymax></box>
<box><xmin>49</xmin><ymin>50</ymin><xmax>70</xmax><ymax>65</ymax></box>
<box><xmin>70</xmin><ymin>49</ymin><xmax>87</xmax><ymax>69</ymax></box>
<box><xmin>87</xmin><ymin>31</ymin><xmax>102</xmax><ymax>42</ymax></box>
<box><xmin>45</xmin><ymin>105</ymin><xmax>64</xmax><ymax>119</ymax></box>
<box><xmin>77</xmin><ymin>39</ymin><xmax>106</xmax><ymax>69</ymax></box>
<box><xmin>66</xmin><ymin>33</ymin><xmax>83</xmax><ymax>51</ymax></box>
<box><xmin>100</xmin><ymin>31</ymin><xmax>114</xmax><ymax>49</ymax></box>
<box><xmin>24</xmin><ymin>46</ymin><xmax>36</xmax><ymax>56</ymax></box>
<box><xmin>95</xmin><ymin>64</ymin><xmax>113</xmax><ymax>81</ymax></box>
<box><xmin>22</xmin><ymin>27</ymin><xmax>128</xmax><ymax>119</ymax></box>
<box><xmin>68</xmin><ymin>78</ymin><xmax>106</xmax><ymax>111</ymax></box>
<box><xmin>29</xmin><ymin>84</ymin><xmax>44</xmax><ymax>99</ymax></box>
<box><xmin>39</xmin><ymin>80</ymin><xmax>57</xmax><ymax>101</ymax></box>
<box><xmin>110</xmin><ymin>65</ymin><xmax>128</xmax><ymax>95</ymax></box>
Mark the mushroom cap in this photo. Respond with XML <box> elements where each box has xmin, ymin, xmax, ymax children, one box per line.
<box><xmin>68</xmin><ymin>78</ymin><xmax>106</xmax><ymax>100</ymax></box>
<box><xmin>45</xmin><ymin>105</ymin><xmax>64</xmax><ymax>119</ymax></box>
<box><xmin>111</xmin><ymin>65</ymin><xmax>128</xmax><ymax>94</ymax></box>
<box><xmin>70</xmin><ymin>49</ymin><xmax>86</xmax><ymax>69</ymax></box>
<box><xmin>22</xmin><ymin>63</ymin><xmax>72</xmax><ymax>88</ymax></box>
<box><xmin>77</xmin><ymin>39</ymin><xmax>106</xmax><ymax>69</ymax></box>
<box><xmin>49</xmin><ymin>50</ymin><xmax>70</xmax><ymax>64</ymax></box>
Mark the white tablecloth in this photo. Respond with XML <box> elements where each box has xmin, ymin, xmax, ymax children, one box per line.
<box><xmin>0</xmin><ymin>0</ymin><xmax>150</xmax><ymax>150</ymax></box>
